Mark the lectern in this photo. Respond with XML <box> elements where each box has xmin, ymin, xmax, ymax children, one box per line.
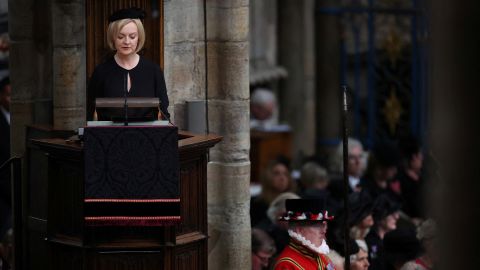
<box><xmin>25</xmin><ymin>125</ymin><xmax>221</xmax><ymax>270</ymax></box>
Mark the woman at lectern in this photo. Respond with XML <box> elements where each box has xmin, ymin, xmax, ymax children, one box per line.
<box><xmin>87</xmin><ymin>7</ymin><xmax>170</xmax><ymax>121</ymax></box>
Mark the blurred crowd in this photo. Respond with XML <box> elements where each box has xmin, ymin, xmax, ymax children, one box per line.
<box><xmin>250</xmin><ymin>137</ymin><xmax>437</xmax><ymax>270</ymax></box>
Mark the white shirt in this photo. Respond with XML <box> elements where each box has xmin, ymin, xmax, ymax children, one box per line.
<box><xmin>349</xmin><ymin>176</ymin><xmax>361</xmax><ymax>190</ymax></box>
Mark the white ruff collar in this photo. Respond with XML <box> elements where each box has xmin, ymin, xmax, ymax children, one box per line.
<box><xmin>288</xmin><ymin>229</ymin><xmax>330</xmax><ymax>255</ymax></box>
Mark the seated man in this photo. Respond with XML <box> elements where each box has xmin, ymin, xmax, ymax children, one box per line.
<box><xmin>252</xmin><ymin>227</ymin><xmax>277</xmax><ymax>270</ymax></box>
<box><xmin>250</xmin><ymin>88</ymin><xmax>280</xmax><ymax>130</ymax></box>
<box><xmin>273</xmin><ymin>198</ymin><xmax>336</xmax><ymax>270</ymax></box>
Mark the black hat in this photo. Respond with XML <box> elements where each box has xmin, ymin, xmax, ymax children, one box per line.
<box><xmin>332</xmin><ymin>238</ymin><xmax>359</xmax><ymax>258</ymax></box>
<box><xmin>348</xmin><ymin>191</ymin><xmax>373</xmax><ymax>226</ymax></box>
<box><xmin>384</xmin><ymin>228</ymin><xmax>421</xmax><ymax>264</ymax></box>
<box><xmin>372</xmin><ymin>195</ymin><xmax>401</xmax><ymax>222</ymax></box>
<box><xmin>279</xmin><ymin>198</ymin><xmax>334</xmax><ymax>222</ymax></box>
<box><xmin>108</xmin><ymin>7</ymin><xmax>146</xmax><ymax>22</ymax></box>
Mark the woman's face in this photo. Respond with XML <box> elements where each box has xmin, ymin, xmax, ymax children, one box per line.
<box><xmin>380</xmin><ymin>211</ymin><xmax>400</xmax><ymax>232</ymax></box>
<box><xmin>115</xmin><ymin>21</ymin><xmax>139</xmax><ymax>56</ymax></box>
<box><xmin>359</xmin><ymin>214</ymin><xmax>374</xmax><ymax>229</ymax></box>
<box><xmin>351</xmin><ymin>249</ymin><xmax>370</xmax><ymax>270</ymax></box>
<box><xmin>269</xmin><ymin>164</ymin><xmax>290</xmax><ymax>192</ymax></box>
<box><xmin>409</xmin><ymin>152</ymin><xmax>424</xmax><ymax>171</ymax></box>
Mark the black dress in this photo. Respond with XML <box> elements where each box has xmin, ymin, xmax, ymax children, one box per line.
<box><xmin>365</xmin><ymin>229</ymin><xmax>385</xmax><ymax>270</ymax></box>
<box><xmin>87</xmin><ymin>56</ymin><xmax>170</xmax><ymax>121</ymax></box>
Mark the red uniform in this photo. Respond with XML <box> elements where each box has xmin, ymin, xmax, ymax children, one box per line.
<box><xmin>273</xmin><ymin>241</ymin><xmax>335</xmax><ymax>270</ymax></box>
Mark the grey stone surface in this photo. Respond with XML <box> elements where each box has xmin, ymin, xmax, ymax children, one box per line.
<box><xmin>207</xmin><ymin>0</ymin><xmax>249</xmax><ymax>9</ymax></box>
<box><xmin>207</xmin><ymin>161</ymin><xmax>250</xmax><ymax>270</ymax></box>
<box><xmin>172</xmin><ymin>102</ymin><xmax>186</xmax><ymax>130</ymax></box>
<box><xmin>52</xmin><ymin>47</ymin><xmax>85</xmax><ymax>108</ymax></box>
<box><xmin>33</xmin><ymin>99</ymin><xmax>53</xmax><ymax>124</ymax></box>
<box><xmin>208</xmin><ymin>215</ymin><xmax>251</xmax><ymax>270</ymax></box>
<box><xmin>206</xmin><ymin>6</ymin><xmax>249</xmax><ymax>42</ymax></box>
<box><xmin>207</xmin><ymin>100</ymin><xmax>250</xmax><ymax>163</ymax></box>
<box><xmin>8</xmin><ymin>0</ymin><xmax>34</xmax><ymax>40</ymax></box>
<box><xmin>207</xmin><ymin>161</ymin><xmax>251</xmax><ymax>204</ymax></box>
<box><xmin>9</xmin><ymin>40</ymin><xmax>52</xmax><ymax>100</ymax></box>
<box><xmin>164</xmin><ymin>1</ymin><xmax>204</xmax><ymax>44</ymax></box>
<box><xmin>52</xmin><ymin>2</ymin><xmax>85</xmax><ymax>46</ymax></box>
<box><xmin>53</xmin><ymin>106</ymin><xmax>85</xmax><ymax>129</ymax></box>
<box><xmin>203</xmin><ymin>1</ymin><xmax>251</xmax><ymax>269</ymax></box>
<box><xmin>164</xmin><ymin>42</ymin><xmax>205</xmax><ymax>101</ymax></box>
<box><xmin>206</xmin><ymin>41</ymin><xmax>249</xmax><ymax>100</ymax></box>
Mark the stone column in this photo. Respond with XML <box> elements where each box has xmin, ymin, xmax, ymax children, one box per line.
<box><xmin>51</xmin><ymin>0</ymin><xmax>86</xmax><ymax>129</ymax></box>
<box><xmin>278</xmin><ymin>0</ymin><xmax>316</xmax><ymax>162</ymax></box>
<box><xmin>205</xmin><ymin>1</ymin><xmax>251</xmax><ymax>269</ymax></box>
<box><xmin>9</xmin><ymin>0</ymin><xmax>53</xmax><ymax>155</ymax></box>
<box><xmin>314</xmin><ymin>0</ymin><xmax>342</xmax><ymax>156</ymax></box>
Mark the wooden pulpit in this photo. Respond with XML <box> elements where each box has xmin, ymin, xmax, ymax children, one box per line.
<box><xmin>24</xmin><ymin>125</ymin><xmax>221</xmax><ymax>270</ymax></box>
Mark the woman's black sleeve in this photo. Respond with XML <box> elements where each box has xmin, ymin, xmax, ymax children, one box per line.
<box><xmin>87</xmin><ymin>69</ymin><xmax>101</xmax><ymax>121</ymax></box>
<box><xmin>154</xmin><ymin>66</ymin><xmax>170</xmax><ymax>120</ymax></box>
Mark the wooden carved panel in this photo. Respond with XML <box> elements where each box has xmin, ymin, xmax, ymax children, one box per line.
<box><xmin>85</xmin><ymin>0</ymin><xmax>164</xmax><ymax>78</ymax></box>
<box><xmin>87</xmin><ymin>250</ymin><xmax>164</xmax><ymax>270</ymax></box>
<box><xmin>175</xmin><ymin>242</ymin><xmax>205</xmax><ymax>270</ymax></box>
<box><xmin>178</xmin><ymin>157</ymin><xmax>207</xmax><ymax>236</ymax></box>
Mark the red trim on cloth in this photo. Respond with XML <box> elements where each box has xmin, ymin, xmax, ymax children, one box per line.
<box><xmin>85</xmin><ymin>216</ymin><xmax>181</xmax><ymax>226</ymax></box>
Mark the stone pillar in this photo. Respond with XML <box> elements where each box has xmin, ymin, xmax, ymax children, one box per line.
<box><xmin>51</xmin><ymin>0</ymin><xmax>86</xmax><ymax>129</ymax></box>
<box><xmin>9</xmin><ymin>0</ymin><xmax>53</xmax><ymax>155</ymax></box>
<box><xmin>278</xmin><ymin>0</ymin><xmax>316</xmax><ymax>162</ymax></box>
<box><xmin>205</xmin><ymin>1</ymin><xmax>251</xmax><ymax>269</ymax></box>
<box><xmin>164</xmin><ymin>0</ymin><xmax>206</xmax><ymax>129</ymax></box>
<box><xmin>314</xmin><ymin>0</ymin><xmax>342</xmax><ymax>156</ymax></box>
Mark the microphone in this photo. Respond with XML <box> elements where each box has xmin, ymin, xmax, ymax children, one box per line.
<box><xmin>124</xmin><ymin>72</ymin><xmax>128</xmax><ymax>126</ymax></box>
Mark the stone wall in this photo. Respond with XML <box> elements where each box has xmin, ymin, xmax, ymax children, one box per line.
<box><xmin>51</xmin><ymin>0</ymin><xmax>86</xmax><ymax>130</ymax></box>
<box><xmin>164</xmin><ymin>0</ymin><xmax>206</xmax><ymax>129</ymax></box>
<box><xmin>9</xmin><ymin>0</ymin><xmax>54</xmax><ymax>155</ymax></box>
<box><xmin>165</xmin><ymin>1</ymin><xmax>251</xmax><ymax>269</ymax></box>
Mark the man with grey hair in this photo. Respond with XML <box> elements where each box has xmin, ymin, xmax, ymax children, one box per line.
<box><xmin>250</xmin><ymin>88</ymin><xmax>278</xmax><ymax>130</ymax></box>
<box><xmin>329</xmin><ymin>138</ymin><xmax>367</xmax><ymax>193</ymax></box>
<box><xmin>273</xmin><ymin>198</ymin><xmax>336</xmax><ymax>270</ymax></box>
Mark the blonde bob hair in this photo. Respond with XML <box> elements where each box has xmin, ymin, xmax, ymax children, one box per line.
<box><xmin>106</xmin><ymin>18</ymin><xmax>145</xmax><ymax>53</ymax></box>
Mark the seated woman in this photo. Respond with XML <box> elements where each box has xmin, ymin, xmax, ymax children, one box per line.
<box><xmin>250</xmin><ymin>157</ymin><xmax>295</xmax><ymax>227</ymax></box>
<box><xmin>87</xmin><ymin>7</ymin><xmax>169</xmax><ymax>121</ymax></box>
